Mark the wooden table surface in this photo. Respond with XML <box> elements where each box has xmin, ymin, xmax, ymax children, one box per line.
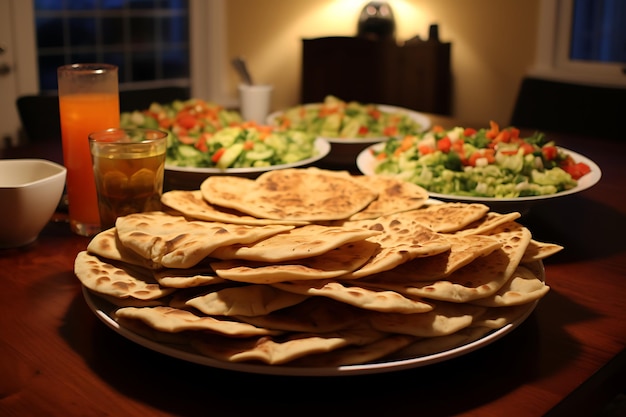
<box><xmin>1</xmin><ymin>115</ymin><xmax>625</xmax><ymax>417</ymax></box>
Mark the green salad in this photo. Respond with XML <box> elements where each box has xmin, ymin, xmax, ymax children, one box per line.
<box><xmin>372</xmin><ymin>121</ymin><xmax>592</xmax><ymax>198</ymax></box>
<box><xmin>121</xmin><ymin>99</ymin><xmax>318</xmax><ymax>169</ymax></box>
<box><xmin>270</xmin><ymin>95</ymin><xmax>424</xmax><ymax>139</ymax></box>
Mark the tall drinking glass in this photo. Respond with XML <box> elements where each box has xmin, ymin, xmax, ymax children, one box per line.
<box><xmin>58</xmin><ymin>63</ymin><xmax>120</xmax><ymax>236</ymax></box>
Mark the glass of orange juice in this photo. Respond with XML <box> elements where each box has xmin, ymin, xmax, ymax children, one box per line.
<box><xmin>58</xmin><ymin>63</ymin><xmax>120</xmax><ymax>236</ymax></box>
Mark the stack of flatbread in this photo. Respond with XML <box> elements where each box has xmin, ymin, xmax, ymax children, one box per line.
<box><xmin>74</xmin><ymin>167</ymin><xmax>562</xmax><ymax>368</ymax></box>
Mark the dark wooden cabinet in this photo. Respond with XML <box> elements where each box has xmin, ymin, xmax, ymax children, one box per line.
<box><xmin>301</xmin><ymin>36</ymin><xmax>452</xmax><ymax>114</ymax></box>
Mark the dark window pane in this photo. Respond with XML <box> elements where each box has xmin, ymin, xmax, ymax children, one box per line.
<box><xmin>36</xmin><ymin>18</ymin><xmax>65</xmax><ymax>48</ymax></box>
<box><xmin>38</xmin><ymin>55</ymin><xmax>66</xmax><ymax>90</ymax></box>
<box><xmin>129</xmin><ymin>0</ymin><xmax>156</xmax><ymax>10</ymax></box>
<box><xmin>68</xmin><ymin>0</ymin><xmax>97</xmax><ymax>10</ymax></box>
<box><xmin>35</xmin><ymin>0</ymin><xmax>63</xmax><ymax>11</ymax></box>
<box><xmin>71</xmin><ymin>52</ymin><xmax>98</xmax><ymax>64</ymax></box>
<box><xmin>101</xmin><ymin>0</ymin><xmax>125</xmax><ymax>9</ymax></box>
<box><xmin>162</xmin><ymin>48</ymin><xmax>189</xmax><ymax>79</ymax></box>
<box><xmin>102</xmin><ymin>18</ymin><xmax>125</xmax><ymax>45</ymax></box>
<box><xmin>130</xmin><ymin>18</ymin><xmax>156</xmax><ymax>44</ymax></box>
<box><xmin>103</xmin><ymin>52</ymin><xmax>126</xmax><ymax>82</ymax></box>
<box><xmin>132</xmin><ymin>52</ymin><xmax>157</xmax><ymax>81</ymax></box>
<box><xmin>69</xmin><ymin>18</ymin><xmax>97</xmax><ymax>46</ymax></box>
<box><xmin>161</xmin><ymin>0</ymin><xmax>189</xmax><ymax>10</ymax></box>
<box><xmin>161</xmin><ymin>15</ymin><xmax>188</xmax><ymax>43</ymax></box>
<box><xmin>571</xmin><ymin>0</ymin><xmax>626</xmax><ymax>64</ymax></box>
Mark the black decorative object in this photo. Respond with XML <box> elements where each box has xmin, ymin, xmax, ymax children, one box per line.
<box><xmin>357</xmin><ymin>1</ymin><xmax>396</xmax><ymax>40</ymax></box>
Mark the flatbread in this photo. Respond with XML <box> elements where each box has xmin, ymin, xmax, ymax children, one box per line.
<box><xmin>366</xmin><ymin>301</ymin><xmax>486</xmax><ymax>337</ymax></box>
<box><xmin>347</xmin><ymin>175</ymin><xmax>429</xmax><ymax>220</ymax></box>
<box><xmin>210</xmin><ymin>224</ymin><xmax>382</xmax><ymax>262</ymax></box>
<box><xmin>471</xmin><ymin>264</ymin><xmax>550</xmax><ymax>307</ymax></box>
<box><xmin>455</xmin><ymin>211</ymin><xmax>522</xmax><ymax>236</ymax></box>
<box><xmin>394</xmin><ymin>203</ymin><xmax>491</xmax><ymax>233</ymax></box>
<box><xmin>152</xmin><ymin>265</ymin><xmax>226</xmax><ymax>288</ymax></box>
<box><xmin>521</xmin><ymin>239</ymin><xmax>564</xmax><ymax>262</ymax></box>
<box><xmin>361</xmin><ymin>234</ymin><xmax>502</xmax><ymax>284</ymax></box>
<box><xmin>185</xmin><ymin>285</ymin><xmax>309</xmax><ymax>316</ymax></box>
<box><xmin>114</xmin><ymin>306</ymin><xmax>279</xmax><ymax>336</ymax></box>
<box><xmin>272</xmin><ymin>279</ymin><xmax>434</xmax><ymax>314</ymax></box>
<box><xmin>367</xmin><ymin>222</ymin><xmax>532</xmax><ymax>303</ymax></box>
<box><xmin>161</xmin><ymin>190</ymin><xmax>309</xmax><ymax>226</ymax></box>
<box><xmin>189</xmin><ymin>327</ymin><xmax>387</xmax><ymax>365</ymax></box>
<box><xmin>234</xmin><ymin>297</ymin><xmax>364</xmax><ymax>333</ymax></box>
<box><xmin>115</xmin><ymin>211</ymin><xmax>294</xmax><ymax>269</ymax></box>
<box><xmin>201</xmin><ymin>167</ymin><xmax>378</xmax><ymax>221</ymax></box>
<box><xmin>74</xmin><ymin>251</ymin><xmax>175</xmax><ymax>300</ymax></box>
<box><xmin>209</xmin><ymin>239</ymin><xmax>380</xmax><ymax>284</ymax></box>
<box><xmin>340</xmin><ymin>213</ymin><xmax>452</xmax><ymax>279</ymax></box>
<box><xmin>87</xmin><ymin>227</ymin><xmax>158</xmax><ymax>269</ymax></box>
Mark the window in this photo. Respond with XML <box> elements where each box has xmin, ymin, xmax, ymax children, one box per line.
<box><xmin>533</xmin><ymin>0</ymin><xmax>626</xmax><ymax>86</ymax></box>
<box><xmin>34</xmin><ymin>0</ymin><xmax>190</xmax><ymax>92</ymax></box>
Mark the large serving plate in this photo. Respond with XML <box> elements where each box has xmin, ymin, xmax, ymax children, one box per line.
<box><xmin>356</xmin><ymin>143</ymin><xmax>602</xmax><ymax>214</ymax></box>
<box><xmin>164</xmin><ymin>137</ymin><xmax>330</xmax><ymax>190</ymax></box>
<box><xmin>267</xmin><ymin>104</ymin><xmax>431</xmax><ymax>168</ymax></box>
<box><xmin>82</xmin><ymin>261</ymin><xmax>542</xmax><ymax>377</ymax></box>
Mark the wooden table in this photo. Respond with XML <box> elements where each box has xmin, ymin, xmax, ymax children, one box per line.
<box><xmin>1</xmin><ymin>117</ymin><xmax>625</xmax><ymax>417</ymax></box>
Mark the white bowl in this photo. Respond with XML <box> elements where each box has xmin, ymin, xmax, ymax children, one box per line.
<box><xmin>0</xmin><ymin>159</ymin><xmax>66</xmax><ymax>248</ymax></box>
<box><xmin>356</xmin><ymin>143</ymin><xmax>602</xmax><ymax>215</ymax></box>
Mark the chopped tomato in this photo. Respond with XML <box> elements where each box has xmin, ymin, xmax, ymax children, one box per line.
<box><xmin>485</xmin><ymin>120</ymin><xmax>500</xmax><ymax>139</ymax></box>
<box><xmin>243</xmin><ymin>140</ymin><xmax>255</xmax><ymax>150</ymax></box>
<box><xmin>463</xmin><ymin>127</ymin><xmax>477</xmax><ymax>137</ymax></box>
<box><xmin>542</xmin><ymin>145</ymin><xmax>558</xmax><ymax>160</ymax></box>
<box><xmin>520</xmin><ymin>142</ymin><xmax>535</xmax><ymax>155</ymax></box>
<box><xmin>358</xmin><ymin>126</ymin><xmax>369</xmax><ymax>135</ymax></box>
<box><xmin>195</xmin><ymin>139</ymin><xmax>208</xmax><ymax>152</ymax></box>
<box><xmin>561</xmin><ymin>161</ymin><xmax>591</xmax><ymax>179</ymax></box>
<box><xmin>468</xmin><ymin>149</ymin><xmax>495</xmax><ymax>166</ymax></box>
<box><xmin>437</xmin><ymin>136</ymin><xmax>452</xmax><ymax>153</ymax></box>
<box><xmin>418</xmin><ymin>143</ymin><xmax>436</xmax><ymax>155</ymax></box>
<box><xmin>176</xmin><ymin>113</ymin><xmax>197</xmax><ymax>130</ymax></box>
<box><xmin>375</xmin><ymin>151</ymin><xmax>388</xmax><ymax>160</ymax></box>
<box><xmin>383</xmin><ymin>125</ymin><xmax>398</xmax><ymax>136</ymax></box>
<box><xmin>211</xmin><ymin>147</ymin><xmax>226</xmax><ymax>163</ymax></box>
<box><xmin>432</xmin><ymin>125</ymin><xmax>445</xmax><ymax>133</ymax></box>
<box><xmin>178</xmin><ymin>135</ymin><xmax>196</xmax><ymax>145</ymax></box>
<box><xmin>368</xmin><ymin>109</ymin><xmax>381</xmax><ymax>120</ymax></box>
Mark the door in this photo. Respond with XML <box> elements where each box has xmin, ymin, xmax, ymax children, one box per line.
<box><xmin>0</xmin><ymin>0</ymin><xmax>38</xmax><ymax>148</ymax></box>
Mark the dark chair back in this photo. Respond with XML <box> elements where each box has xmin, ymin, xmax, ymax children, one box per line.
<box><xmin>15</xmin><ymin>86</ymin><xmax>190</xmax><ymax>143</ymax></box>
<box><xmin>510</xmin><ymin>77</ymin><xmax>626</xmax><ymax>140</ymax></box>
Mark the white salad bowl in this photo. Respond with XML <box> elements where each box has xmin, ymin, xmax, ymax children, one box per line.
<box><xmin>0</xmin><ymin>159</ymin><xmax>66</xmax><ymax>248</ymax></box>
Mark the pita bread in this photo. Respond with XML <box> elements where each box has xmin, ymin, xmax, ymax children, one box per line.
<box><xmin>161</xmin><ymin>190</ymin><xmax>309</xmax><ymax>226</ymax></box>
<box><xmin>395</xmin><ymin>203</ymin><xmax>491</xmax><ymax>233</ymax></box>
<box><xmin>361</xmin><ymin>234</ymin><xmax>502</xmax><ymax>284</ymax></box>
<box><xmin>367</xmin><ymin>223</ymin><xmax>531</xmax><ymax>303</ymax></box>
<box><xmin>367</xmin><ymin>301</ymin><xmax>486</xmax><ymax>337</ymax></box>
<box><xmin>340</xmin><ymin>213</ymin><xmax>452</xmax><ymax>279</ymax></box>
<box><xmin>185</xmin><ymin>285</ymin><xmax>309</xmax><ymax>316</ymax></box>
<box><xmin>521</xmin><ymin>239</ymin><xmax>564</xmax><ymax>262</ymax></box>
<box><xmin>347</xmin><ymin>175</ymin><xmax>429</xmax><ymax>220</ymax></box>
<box><xmin>272</xmin><ymin>279</ymin><xmax>434</xmax><ymax>314</ymax></box>
<box><xmin>190</xmin><ymin>327</ymin><xmax>387</xmax><ymax>365</ymax></box>
<box><xmin>471</xmin><ymin>265</ymin><xmax>550</xmax><ymax>307</ymax></box>
<box><xmin>114</xmin><ymin>306</ymin><xmax>279</xmax><ymax>336</ymax></box>
<box><xmin>210</xmin><ymin>224</ymin><xmax>381</xmax><ymax>262</ymax></box>
<box><xmin>234</xmin><ymin>297</ymin><xmax>364</xmax><ymax>333</ymax></box>
<box><xmin>209</xmin><ymin>239</ymin><xmax>380</xmax><ymax>284</ymax></box>
<box><xmin>87</xmin><ymin>227</ymin><xmax>158</xmax><ymax>269</ymax></box>
<box><xmin>115</xmin><ymin>212</ymin><xmax>294</xmax><ymax>269</ymax></box>
<box><xmin>455</xmin><ymin>211</ymin><xmax>522</xmax><ymax>236</ymax></box>
<box><xmin>152</xmin><ymin>265</ymin><xmax>226</xmax><ymax>288</ymax></box>
<box><xmin>74</xmin><ymin>251</ymin><xmax>175</xmax><ymax>300</ymax></box>
<box><xmin>201</xmin><ymin>168</ymin><xmax>378</xmax><ymax>221</ymax></box>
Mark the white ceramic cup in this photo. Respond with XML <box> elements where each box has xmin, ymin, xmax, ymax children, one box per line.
<box><xmin>238</xmin><ymin>84</ymin><xmax>273</xmax><ymax>123</ymax></box>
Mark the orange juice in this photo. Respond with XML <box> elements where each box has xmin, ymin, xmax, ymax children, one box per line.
<box><xmin>59</xmin><ymin>93</ymin><xmax>119</xmax><ymax>235</ymax></box>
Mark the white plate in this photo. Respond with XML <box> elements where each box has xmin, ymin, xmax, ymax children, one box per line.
<box><xmin>82</xmin><ymin>263</ymin><xmax>541</xmax><ymax>377</ymax></box>
<box><xmin>165</xmin><ymin>137</ymin><xmax>330</xmax><ymax>175</ymax></box>
<box><xmin>267</xmin><ymin>104</ymin><xmax>431</xmax><ymax>144</ymax></box>
<box><xmin>357</xmin><ymin>143</ymin><xmax>602</xmax><ymax>208</ymax></box>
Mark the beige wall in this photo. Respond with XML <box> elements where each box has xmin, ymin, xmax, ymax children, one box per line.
<box><xmin>226</xmin><ymin>0</ymin><xmax>539</xmax><ymax>127</ymax></box>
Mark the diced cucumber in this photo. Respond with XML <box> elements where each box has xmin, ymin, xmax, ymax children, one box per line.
<box><xmin>217</xmin><ymin>142</ymin><xmax>244</xmax><ymax>169</ymax></box>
